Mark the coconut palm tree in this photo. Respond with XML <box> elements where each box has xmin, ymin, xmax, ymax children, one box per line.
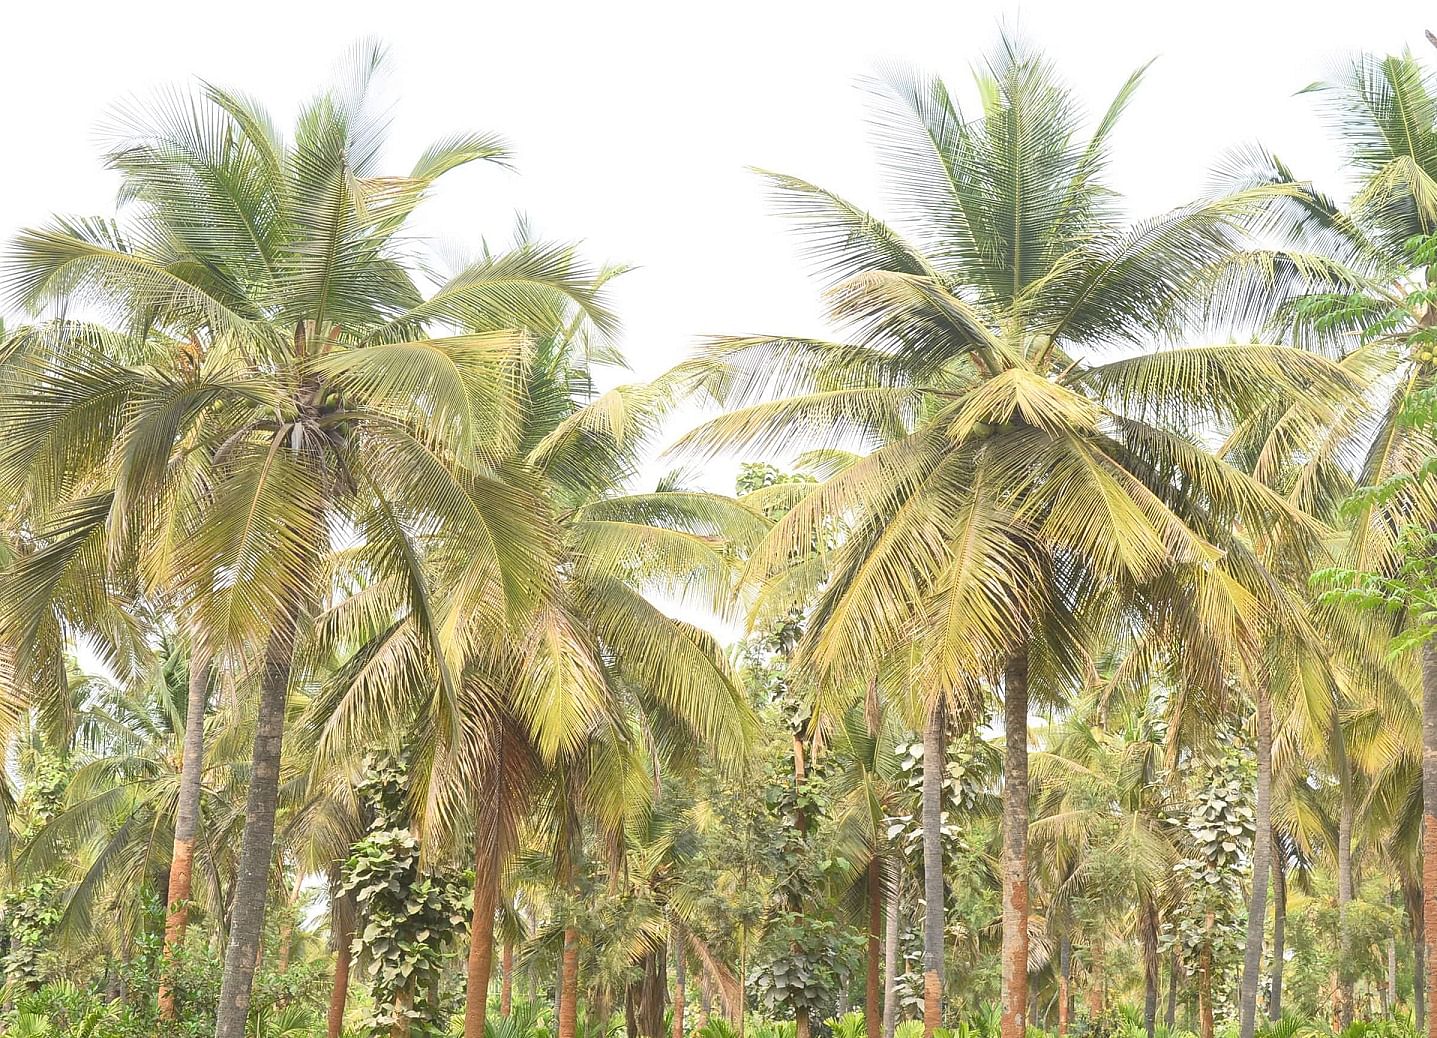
<box><xmin>0</xmin><ymin>43</ymin><xmax>612</xmax><ymax>1037</ymax></box>
<box><xmin>666</xmin><ymin>34</ymin><xmax>1356</xmax><ymax>1038</ymax></box>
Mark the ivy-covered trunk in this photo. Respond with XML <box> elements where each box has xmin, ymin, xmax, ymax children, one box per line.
<box><xmin>158</xmin><ymin>637</ymin><xmax>211</xmax><ymax>1022</ymax></box>
<box><xmin>215</xmin><ymin>610</ymin><xmax>298</xmax><ymax>1038</ymax></box>
<box><xmin>1001</xmin><ymin>653</ymin><xmax>1030</xmax><ymax>1038</ymax></box>
<box><xmin>1238</xmin><ymin>685</ymin><xmax>1272</xmax><ymax>1038</ymax></box>
<box><xmin>921</xmin><ymin>701</ymin><xmax>945</xmax><ymax>1038</ymax></box>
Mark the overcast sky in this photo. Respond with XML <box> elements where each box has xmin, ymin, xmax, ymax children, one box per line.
<box><xmin>3</xmin><ymin>0</ymin><xmax>1432</xmax><ymax>469</ymax></box>
<box><xmin>8</xmin><ymin>0</ymin><xmax>1431</xmax><ymax>656</ymax></box>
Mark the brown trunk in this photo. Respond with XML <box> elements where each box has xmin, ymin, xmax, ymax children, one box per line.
<box><xmin>868</xmin><ymin>858</ymin><xmax>882</xmax><ymax>1038</ymax></box>
<box><xmin>1337</xmin><ymin>767</ymin><xmax>1355</xmax><ymax>1029</ymax></box>
<box><xmin>673</xmin><ymin>931</ymin><xmax>687</xmax><ymax>1038</ymax></box>
<box><xmin>921</xmin><ymin>700</ymin><xmax>945</xmax><ymax>1038</ymax></box>
<box><xmin>1165</xmin><ymin>952</ymin><xmax>1179</xmax><ymax>1031</ymax></box>
<box><xmin>327</xmin><ymin>899</ymin><xmax>353</xmax><ymax>1038</ymax></box>
<box><xmin>464</xmin><ymin>822</ymin><xmax>500</xmax><ymax>1038</ymax></box>
<box><xmin>560</xmin><ymin>926</ymin><xmax>580</xmax><ymax>1038</ymax></box>
<box><xmin>393</xmin><ymin>989</ymin><xmax>413</xmax><ymax>1038</ymax></box>
<box><xmin>883</xmin><ymin>878</ymin><xmax>899</xmax><ymax>1038</ymax></box>
<box><xmin>276</xmin><ymin>914</ymin><xmax>294</xmax><ymax>975</ymax></box>
<box><xmin>215</xmin><ymin>611</ymin><xmax>298</xmax><ymax>1038</ymax></box>
<box><xmin>1407</xmin><ymin>874</ymin><xmax>1426</xmax><ymax>1033</ymax></box>
<box><xmin>1239</xmin><ymin>686</ymin><xmax>1273</xmax><ymax>1038</ymax></box>
<box><xmin>502</xmin><ymin>940</ymin><xmax>514</xmax><ymax>1017</ymax></box>
<box><xmin>1199</xmin><ymin>914</ymin><xmax>1215</xmax><ymax>1038</ymax></box>
<box><xmin>797</xmin><ymin>1008</ymin><xmax>811</xmax><ymax>1038</ymax></box>
<box><xmin>158</xmin><ymin>640</ymin><xmax>212</xmax><ymax>1021</ymax></box>
<box><xmin>1058</xmin><ymin>938</ymin><xmax>1070</xmax><ymax>1038</ymax></box>
<box><xmin>1425</xmin><ymin>640</ymin><xmax>1437</xmax><ymax>1038</ymax></box>
<box><xmin>1001</xmin><ymin>653</ymin><xmax>1030</xmax><ymax>1038</ymax></box>
<box><xmin>1142</xmin><ymin>901</ymin><xmax>1159</xmax><ymax>1038</ymax></box>
<box><xmin>1271</xmin><ymin>844</ymin><xmax>1286</xmax><ymax>1022</ymax></box>
<box><xmin>1087</xmin><ymin>938</ymin><xmax>1105</xmax><ymax>1020</ymax></box>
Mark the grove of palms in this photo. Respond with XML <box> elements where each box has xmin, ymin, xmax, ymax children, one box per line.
<box><xmin>0</xmin><ymin>27</ymin><xmax>1436</xmax><ymax>1038</ymax></box>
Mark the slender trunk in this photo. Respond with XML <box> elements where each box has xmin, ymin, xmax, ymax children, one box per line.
<box><xmin>327</xmin><ymin>896</ymin><xmax>354</xmax><ymax>1038</ymax></box>
<box><xmin>1001</xmin><ymin>653</ymin><xmax>1030</xmax><ymax>1038</ymax></box>
<box><xmin>502</xmin><ymin>939</ymin><xmax>514</xmax><ymax>1017</ymax></box>
<box><xmin>276</xmin><ymin>914</ymin><xmax>294</xmax><ymax>975</ymax></box>
<box><xmin>215</xmin><ymin>611</ymin><xmax>298</xmax><ymax>1038</ymax></box>
<box><xmin>1058</xmin><ymin>938</ymin><xmax>1071</xmax><ymax>1038</ymax></box>
<box><xmin>1239</xmin><ymin>686</ymin><xmax>1273</xmax><ymax>1038</ymax></box>
<box><xmin>1165</xmin><ymin>953</ymin><xmax>1179</xmax><ymax>1031</ymax></box>
<box><xmin>639</xmin><ymin>947</ymin><xmax>667</xmax><ymax>1038</ymax></box>
<box><xmin>1338</xmin><ymin>772</ymin><xmax>1355</xmax><ymax>1029</ymax></box>
<box><xmin>560</xmin><ymin>926</ymin><xmax>579</xmax><ymax>1038</ymax></box>
<box><xmin>1407</xmin><ymin>875</ymin><xmax>1426</xmax><ymax>1034</ymax></box>
<box><xmin>700</xmin><ymin>970</ymin><xmax>712</xmax><ymax>1026</ymax></box>
<box><xmin>921</xmin><ymin>701</ymin><xmax>945</xmax><ymax>1038</ymax></box>
<box><xmin>1271</xmin><ymin>847</ymin><xmax>1287</xmax><ymax>1022</ymax></box>
<box><xmin>883</xmin><ymin>873</ymin><xmax>900</xmax><ymax>1038</ymax></box>
<box><xmin>464</xmin><ymin>821</ymin><xmax>500</xmax><ymax>1038</ymax></box>
<box><xmin>1390</xmin><ymin>938</ymin><xmax>1399</xmax><ymax>1016</ymax></box>
<box><xmin>1199</xmin><ymin>913</ymin><xmax>1215</xmax><ymax>1038</ymax></box>
<box><xmin>1088</xmin><ymin>938</ymin><xmax>1105</xmax><ymax>1020</ymax></box>
<box><xmin>673</xmin><ymin>928</ymin><xmax>687</xmax><ymax>1038</ymax></box>
<box><xmin>793</xmin><ymin>722</ymin><xmax>811</xmax><ymax>1038</ymax></box>
<box><xmin>1423</xmin><ymin>638</ymin><xmax>1437</xmax><ymax>1038</ymax></box>
<box><xmin>158</xmin><ymin>639</ymin><xmax>212</xmax><ymax>1021</ymax></box>
<box><xmin>866</xmin><ymin>857</ymin><xmax>882</xmax><ymax>1038</ymax></box>
<box><xmin>1142</xmin><ymin>901</ymin><xmax>1159</xmax><ymax>1038</ymax></box>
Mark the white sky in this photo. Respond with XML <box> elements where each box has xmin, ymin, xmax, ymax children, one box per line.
<box><xmin>7</xmin><ymin>0</ymin><xmax>1431</xmax><ymax>662</ymax></box>
<box><xmin>5</xmin><ymin>0</ymin><xmax>1429</xmax><ymax>382</ymax></box>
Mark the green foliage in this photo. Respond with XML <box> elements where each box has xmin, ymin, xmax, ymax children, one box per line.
<box><xmin>342</xmin><ymin>754</ymin><xmax>472</xmax><ymax>1038</ymax></box>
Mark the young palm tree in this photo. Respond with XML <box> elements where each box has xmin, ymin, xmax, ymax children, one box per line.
<box><xmin>667</xmin><ymin>35</ymin><xmax>1354</xmax><ymax>1038</ymax></box>
<box><xmin>0</xmin><ymin>44</ymin><xmax>610</xmax><ymax>1037</ymax></box>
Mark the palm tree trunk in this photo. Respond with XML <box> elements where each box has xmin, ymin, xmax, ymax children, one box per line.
<box><xmin>1406</xmin><ymin>874</ymin><xmax>1425</xmax><ymax>1034</ymax></box>
<box><xmin>1165</xmin><ymin>952</ymin><xmax>1179</xmax><ymax>1031</ymax></box>
<box><xmin>673</xmin><ymin>928</ymin><xmax>687</xmax><ymax>1038</ymax></box>
<box><xmin>502</xmin><ymin>939</ymin><xmax>514</xmax><ymax>1017</ymax></box>
<box><xmin>1142</xmin><ymin>901</ymin><xmax>1159</xmax><ymax>1038</ymax></box>
<box><xmin>793</xmin><ymin>724</ymin><xmax>811</xmax><ymax>1038</ymax></box>
<box><xmin>215</xmin><ymin>611</ymin><xmax>298</xmax><ymax>1038</ymax></box>
<box><xmin>883</xmin><ymin>874</ymin><xmax>899</xmax><ymax>1038</ymax></box>
<box><xmin>1199</xmin><ymin>914</ymin><xmax>1215</xmax><ymax>1038</ymax></box>
<box><xmin>158</xmin><ymin>639</ymin><xmax>212</xmax><ymax>1021</ymax></box>
<box><xmin>1390</xmin><ymin>937</ymin><xmax>1399</xmax><ymax>1015</ymax></box>
<box><xmin>560</xmin><ymin>926</ymin><xmax>579</xmax><ymax>1038</ymax></box>
<box><xmin>1001</xmin><ymin>653</ymin><xmax>1030</xmax><ymax>1038</ymax></box>
<box><xmin>276</xmin><ymin>914</ymin><xmax>294</xmax><ymax>975</ymax></box>
<box><xmin>1088</xmin><ymin>938</ymin><xmax>1105</xmax><ymax>1020</ymax></box>
<box><xmin>1338</xmin><ymin>772</ymin><xmax>1355</xmax><ymax>1029</ymax></box>
<box><xmin>328</xmin><ymin>894</ymin><xmax>354</xmax><ymax>1038</ymax></box>
<box><xmin>465</xmin><ymin>821</ymin><xmax>500</xmax><ymax>1038</ymax></box>
<box><xmin>921</xmin><ymin>700</ymin><xmax>945</xmax><ymax>1038</ymax></box>
<box><xmin>1423</xmin><ymin>638</ymin><xmax>1437</xmax><ymax>1038</ymax></box>
<box><xmin>1271</xmin><ymin>847</ymin><xmax>1286</xmax><ymax>1022</ymax></box>
<box><xmin>1058</xmin><ymin>938</ymin><xmax>1071</xmax><ymax>1038</ymax></box>
<box><xmin>868</xmin><ymin>857</ymin><xmax>882</xmax><ymax>1038</ymax></box>
<box><xmin>1239</xmin><ymin>685</ymin><xmax>1273</xmax><ymax>1038</ymax></box>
